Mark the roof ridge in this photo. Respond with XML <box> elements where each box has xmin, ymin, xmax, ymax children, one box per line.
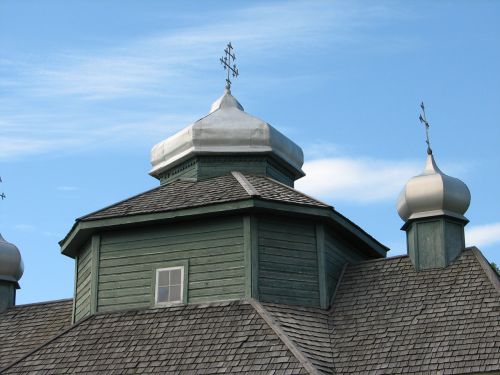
<box><xmin>470</xmin><ymin>247</ymin><xmax>500</xmax><ymax>294</ymax></box>
<box><xmin>248</xmin><ymin>174</ymin><xmax>332</xmax><ymax>208</ymax></box>
<box><xmin>356</xmin><ymin>254</ymin><xmax>408</xmax><ymax>264</ymax></box>
<box><xmin>10</xmin><ymin>298</ymin><xmax>73</xmax><ymax>309</ymax></box>
<box><xmin>231</xmin><ymin>171</ymin><xmax>260</xmax><ymax>197</ymax></box>
<box><xmin>0</xmin><ymin>313</ymin><xmax>94</xmax><ymax>373</ymax></box>
<box><xmin>248</xmin><ymin>298</ymin><xmax>322</xmax><ymax>375</ymax></box>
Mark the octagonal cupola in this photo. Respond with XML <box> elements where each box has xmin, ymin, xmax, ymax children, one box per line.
<box><xmin>0</xmin><ymin>233</ymin><xmax>24</xmax><ymax>312</ymax></box>
<box><xmin>149</xmin><ymin>88</ymin><xmax>304</xmax><ymax>186</ymax></box>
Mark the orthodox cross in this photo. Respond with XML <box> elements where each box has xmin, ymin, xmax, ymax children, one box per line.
<box><xmin>419</xmin><ymin>102</ymin><xmax>432</xmax><ymax>155</ymax></box>
<box><xmin>220</xmin><ymin>42</ymin><xmax>239</xmax><ymax>90</ymax></box>
<box><xmin>0</xmin><ymin>177</ymin><xmax>5</xmax><ymax>200</ymax></box>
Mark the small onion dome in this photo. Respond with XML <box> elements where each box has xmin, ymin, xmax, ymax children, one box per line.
<box><xmin>397</xmin><ymin>153</ymin><xmax>471</xmax><ymax>222</ymax></box>
<box><xmin>0</xmin><ymin>233</ymin><xmax>24</xmax><ymax>283</ymax></box>
<box><xmin>150</xmin><ymin>89</ymin><xmax>304</xmax><ymax>178</ymax></box>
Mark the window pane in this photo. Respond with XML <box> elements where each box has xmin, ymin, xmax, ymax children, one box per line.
<box><xmin>170</xmin><ymin>269</ymin><xmax>182</xmax><ymax>285</ymax></box>
<box><xmin>169</xmin><ymin>285</ymin><xmax>181</xmax><ymax>302</ymax></box>
<box><xmin>157</xmin><ymin>286</ymin><xmax>169</xmax><ymax>303</ymax></box>
<box><xmin>158</xmin><ymin>270</ymin><xmax>170</xmax><ymax>286</ymax></box>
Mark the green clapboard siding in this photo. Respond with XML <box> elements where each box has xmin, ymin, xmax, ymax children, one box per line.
<box><xmin>257</xmin><ymin>216</ymin><xmax>320</xmax><ymax>307</ymax></box>
<box><xmin>324</xmin><ymin>230</ymin><xmax>368</xmax><ymax>303</ymax></box>
<box><xmin>74</xmin><ymin>240</ymin><xmax>92</xmax><ymax>322</ymax></box>
<box><xmin>97</xmin><ymin>216</ymin><xmax>245</xmax><ymax>312</ymax></box>
<box><xmin>158</xmin><ymin>155</ymin><xmax>297</xmax><ymax>186</ymax></box>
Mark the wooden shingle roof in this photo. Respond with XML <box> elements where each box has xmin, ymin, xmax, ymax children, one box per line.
<box><xmin>264</xmin><ymin>248</ymin><xmax>500</xmax><ymax>375</ymax></box>
<box><xmin>1</xmin><ymin>300</ymin><xmax>310</xmax><ymax>375</ymax></box>
<box><xmin>79</xmin><ymin>173</ymin><xmax>329</xmax><ymax>222</ymax></box>
<box><xmin>2</xmin><ymin>249</ymin><xmax>498</xmax><ymax>374</ymax></box>
<box><xmin>0</xmin><ymin>299</ymin><xmax>72</xmax><ymax>369</ymax></box>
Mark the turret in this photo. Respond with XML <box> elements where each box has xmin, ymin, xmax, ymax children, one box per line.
<box><xmin>0</xmin><ymin>233</ymin><xmax>24</xmax><ymax>312</ymax></box>
<box><xmin>397</xmin><ymin>103</ymin><xmax>471</xmax><ymax>270</ymax></box>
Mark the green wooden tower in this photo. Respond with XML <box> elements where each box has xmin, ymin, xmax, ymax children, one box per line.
<box><xmin>61</xmin><ymin>85</ymin><xmax>388</xmax><ymax>323</ymax></box>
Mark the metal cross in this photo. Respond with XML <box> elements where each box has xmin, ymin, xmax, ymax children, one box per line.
<box><xmin>220</xmin><ymin>42</ymin><xmax>239</xmax><ymax>90</ymax></box>
<box><xmin>0</xmin><ymin>176</ymin><xmax>5</xmax><ymax>200</ymax></box>
<box><xmin>419</xmin><ymin>102</ymin><xmax>432</xmax><ymax>155</ymax></box>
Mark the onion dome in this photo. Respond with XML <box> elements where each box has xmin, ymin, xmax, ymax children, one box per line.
<box><xmin>0</xmin><ymin>233</ymin><xmax>24</xmax><ymax>283</ymax></box>
<box><xmin>149</xmin><ymin>89</ymin><xmax>304</xmax><ymax>179</ymax></box>
<box><xmin>397</xmin><ymin>153</ymin><xmax>471</xmax><ymax>222</ymax></box>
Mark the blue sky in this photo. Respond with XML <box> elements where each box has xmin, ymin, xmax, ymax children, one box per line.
<box><xmin>1</xmin><ymin>1</ymin><xmax>499</xmax><ymax>304</ymax></box>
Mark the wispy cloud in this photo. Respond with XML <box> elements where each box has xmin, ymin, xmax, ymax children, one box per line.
<box><xmin>1</xmin><ymin>1</ymin><xmax>405</xmax><ymax>161</ymax></box>
<box><xmin>466</xmin><ymin>222</ymin><xmax>500</xmax><ymax>248</ymax></box>
<box><xmin>296</xmin><ymin>157</ymin><xmax>421</xmax><ymax>203</ymax></box>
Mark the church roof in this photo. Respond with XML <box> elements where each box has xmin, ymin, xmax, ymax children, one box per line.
<box><xmin>2</xmin><ymin>300</ymin><xmax>310</xmax><ymax>375</ymax></box>
<box><xmin>79</xmin><ymin>173</ymin><xmax>329</xmax><ymax>222</ymax></box>
<box><xmin>1</xmin><ymin>248</ymin><xmax>498</xmax><ymax>374</ymax></box>
<box><xmin>267</xmin><ymin>248</ymin><xmax>500</xmax><ymax>374</ymax></box>
<box><xmin>0</xmin><ymin>299</ymin><xmax>72</xmax><ymax>369</ymax></box>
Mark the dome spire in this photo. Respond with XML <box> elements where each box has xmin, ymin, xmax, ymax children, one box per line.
<box><xmin>419</xmin><ymin>101</ymin><xmax>433</xmax><ymax>155</ymax></box>
<box><xmin>220</xmin><ymin>42</ymin><xmax>239</xmax><ymax>91</ymax></box>
<box><xmin>397</xmin><ymin>106</ymin><xmax>471</xmax><ymax>271</ymax></box>
<box><xmin>0</xmin><ymin>177</ymin><xmax>24</xmax><ymax>312</ymax></box>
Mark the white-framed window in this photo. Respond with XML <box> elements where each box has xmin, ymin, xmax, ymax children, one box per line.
<box><xmin>155</xmin><ymin>266</ymin><xmax>184</xmax><ymax>306</ymax></box>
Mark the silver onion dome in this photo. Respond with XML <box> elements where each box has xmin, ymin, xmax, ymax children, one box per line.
<box><xmin>0</xmin><ymin>233</ymin><xmax>24</xmax><ymax>283</ymax></box>
<box><xmin>150</xmin><ymin>89</ymin><xmax>304</xmax><ymax>178</ymax></box>
<box><xmin>397</xmin><ymin>153</ymin><xmax>471</xmax><ymax>222</ymax></box>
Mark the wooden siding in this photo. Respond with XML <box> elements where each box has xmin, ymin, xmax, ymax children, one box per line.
<box><xmin>159</xmin><ymin>158</ymin><xmax>198</xmax><ymax>184</ymax></box>
<box><xmin>257</xmin><ymin>216</ymin><xmax>320</xmax><ymax>307</ymax></box>
<box><xmin>74</xmin><ymin>240</ymin><xmax>92</xmax><ymax>322</ymax></box>
<box><xmin>97</xmin><ymin>216</ymin><xmax>245</xmax><ymax>312</ymax></box>
<box><xmin>324</xmin><ymin>230</ymin><xmax>368</xmax><ymax>303</ymax></box>
<box><xmin>159</xmin><ymin>155</ymin><xmax>296</xmax><ymax>186</ymax></box>
<box><xmin>266</xmin><ymin>161</ymin><xmax>294</xmax><ymax>187</ymax></box>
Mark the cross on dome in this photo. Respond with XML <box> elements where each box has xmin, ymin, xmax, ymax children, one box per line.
<box><xmin>419</xmin><ymin>102</ymin><xmax>432</xmax><ymax>155</ymax></box>
<box><xmin>0</xmin><ymin>176</ymin><xmax>5</xmax><ymax>200</ymax></box>
<box><xmin>220</xmin><ymin>42</ymin><xmax>239</xmax><ymax>91</ymax></box>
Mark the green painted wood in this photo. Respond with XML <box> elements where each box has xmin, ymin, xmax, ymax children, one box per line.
<box><xmin>96</xmin><ymin>216</ymin><xmax>245</xmax><ymax>312</ymax></box>
<box><xmin>250</xmin><ymin>216</ymin><xmax>259</xmax><ymax>298</ymax></box>
<box><xmin>324</xmin><ymin>229</ymin><xmax>368</xmax><ymax>302</ymax></box>
<box><xmin>71</xmin><ymin>255</ymin><xmax>78</xmax><ymax>323</ymax></box>
<box><xmin>243</xmin><ymin>216</ymin><xmax>252</xmax><ymax>298</ymax></box>
<box><xmin>74</xmin><ymin>240</ymin><xmax>92</xmax><ymax>322</ymax></box>
<box><xmin>156</xmin><ymin>155</ymin><xmax>298</xmax><ymax>186</ymax></box>
<box><xmin>407</xmin><ymin>217</ymin><xmax>466</xmax><ymax>271</ymax></box>
<box><xmin>257</xmin><ymin>215</ymin><xmax>320</xmax><ymax>307</ymax></box>
<box><xmin>316</xmin><ymin>224</ymin><xmax>328</xmax><ymax>309</ymax></box>
<box><xmin>90</xmin><ymin>235</ymin><xmax>100</xmax><ymax>314</ymax></box>
<box><xmin>159</xmin><ymin>158</ymin><xmax>198</xmax><ymax>184</ymax></box>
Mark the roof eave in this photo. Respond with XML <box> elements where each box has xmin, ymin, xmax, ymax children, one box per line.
<box><xmin>61</xmin><ymin>198</ymin><xmax>387</xmax><ymax>259</ymax></box>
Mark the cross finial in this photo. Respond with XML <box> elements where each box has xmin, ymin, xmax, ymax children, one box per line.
<box><xmin>220</xmin><ymin>42</ymin><xmax>239</xmax><ymax>91</ymax></box>
<box><xmin>0</xmin><ymin>176</ymin><xmax>5</xmax><ymax>200</ymax></box>
<box><xmin>419</xmin><ymin>101</ymin><xmax>432</xmax><ymax>155</ymax></box>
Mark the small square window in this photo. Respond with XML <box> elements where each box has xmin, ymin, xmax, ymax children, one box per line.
<box><xmin>155</xmin><ymin>266</ymin><xmax>184</xmax><ymax>306</ymax></box>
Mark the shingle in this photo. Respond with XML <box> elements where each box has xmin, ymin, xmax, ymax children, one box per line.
<box><xmin>328</xmin><ymin>249</ymin><xmax>500</xmax><ymax>374</ymax></box>
<box><xmin>0</xmin><ymin>299</ymin><xmax>72</xmax><ymax>369</ymax></box>
<box><xmin>79</xmin><ymin>173</ymin><xmax>328</xmax><ymax>222</ymax></box>
<box><xmin>2</xmin><ymin>301</ymin><xmax>309</xmax><ymax>375</ymax></box>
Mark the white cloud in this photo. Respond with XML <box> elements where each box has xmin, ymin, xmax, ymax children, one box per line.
<box><xmin>466</xmin><ymin>223</ymin><xmax>500</xmax><ymax>248</ymax></box>
<box><xmin>296</xmin><ymin>157</ymin><xmax>421</xmax><ymax>203</ymax></box>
